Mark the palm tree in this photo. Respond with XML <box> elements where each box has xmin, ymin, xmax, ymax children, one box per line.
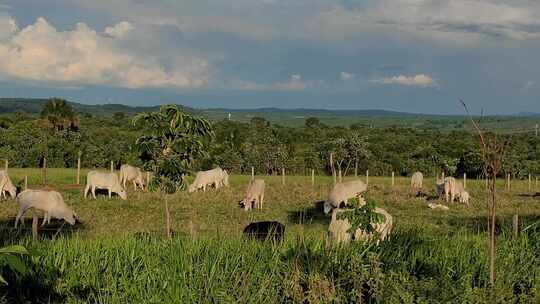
<box><xmin>40</xmin><ymin>98</ymin><xmax>79</xmax><ymax>132</ymax></box>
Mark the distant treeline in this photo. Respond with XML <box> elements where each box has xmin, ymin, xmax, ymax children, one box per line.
<box><xmin>0</xmin><ymin>103</ymin><xmax>539</xmax><ymax>178</ymax></box>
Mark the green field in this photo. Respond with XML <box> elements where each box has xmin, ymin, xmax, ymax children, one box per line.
<box><xmin>1</xmin><ymin>169</ymin><xmax>540</xmax><ymax>303</ymax></box>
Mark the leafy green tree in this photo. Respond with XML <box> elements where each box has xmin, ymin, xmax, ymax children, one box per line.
<box><xmin>132</xmin><ymin>104</ymin><xmax>214</xmax><ymax>193</ymax></box>
<box><xmin>305</xmin><ymin>117</ymin><xmax>321</xmax><ymax>129</ymax></box>
<box><xmin>40</xmin><ymin>98</ymin><xmax>79</xmax><ymax>132</ymax></box>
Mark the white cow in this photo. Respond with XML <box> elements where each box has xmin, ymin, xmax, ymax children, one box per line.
<box><xmin>188</xmin><ymin>167</ymin><xmax>228</xmax><ymax>193</ymax></box>
<box><xmin>411</xmin><ymin>171</ymin><xmax>423</xmax><ymax>189</ymax></box>
<box><xmin>15</xmin><ymin>190</ymin><xmax>77</xmax><ymax>228</ymax></box>
<box><xmin>119</xmin><ymin>164</ymin><xmax>145</xmax><ymax>191</ymax></box>
<box><xmin>239</xmin><ymin>179</ymin><xmax>265</xmax><ymax>211</ymax></box>
<box><xmin>440</xmin><ymin>177</ymin><xmax>465</xmax><ymax>203</ymax></box>
<box><xmin>324</xmin><ymin>180</ymin><xmax>367</xmax><ymax>214</ymax></box>
<box><xmin>459</xmin><ymin>191</ymin><xmax>470</xmax><ymax>205</ymax></box>
<box><xmin>328</xmin><ymin>207</ymin><xmax>392</xmax><ymax>245</ymax></box>
<box><xmin>84</xmin><ymin>171</ymin><xmax>127</xmax><ymax>200</ymax></box>
<box><xmin>0</xmin><ymin>170</ymin><xmax>16</xmax><ymax>199</ymax></box>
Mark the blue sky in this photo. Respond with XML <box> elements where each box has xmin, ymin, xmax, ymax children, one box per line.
<box><xmin>0</xmin><ymin>0</ymin><xmax>539</xmax><ymax>114</ymax></box>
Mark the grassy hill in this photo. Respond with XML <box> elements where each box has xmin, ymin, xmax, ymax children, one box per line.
<box><xmin>1</xmin><ymin>98</ymin><xmax>539</xmax><ymax>131</ymax></box>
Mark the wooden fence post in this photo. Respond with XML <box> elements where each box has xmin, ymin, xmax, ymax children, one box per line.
<box><xmin>165</xmin><ymin>195</ymin><xmax>171</xmax><ymax>240</ymax></box>
<box><xmin>76</xmin><ymin>155</ymin><xmax>81</xmax><ymax>185</ymax></box>
<box><xmin>464</xmin><ymin>173</ymin><xmax>467</xmax><ymax>189</ymax></box>
<box><xmin>507</xmin><ymin>173</ymin><xmax>511</xmax><ymax>191</ymax></box>
<box><xmin>354</xmin><ymin>161</ymin><xmax>358</xmax><ymax>177</ymax></box>
<box><xmin>110</xmin><ymin>161</ymin><xmax>114</xmax><ymax>173</ymax></box>
<box><xmin>311</xmin><ymin>169</ymin><xmax>315</xmax><ymax>187</ymax></box>
<box><xmin>42</xmin><ymin>157</ymin><xmax>47</xmax><ymax>185</ymax></box>
<box><xmin>529</xmin><ymin>174</ymin><xmax>532</xmax><ymax>192</ymax></box>
<box><xmin>281</xmin><ymin>168</ymin><xmax>285</xmax><ymax>186</ymax></box>
<box><xmin>338</xmin><ymin>168</ymin><xmax>342</xmax><ymax>183</ymax></box>
<box><xmin>512</xmin><ymin>214</ymin><xmax>519</xmax><ymax>239</ymax></box>
<box><xmin>366</xmin><ymin>170</ymin><xmax>369</xmax><ymax>186</ymax></box>
<box><xmin>24</xmin><ymin>175</ymin><xmax>28</xmax><ymax>190</ymax></box>
<box><xmin>536</xmin><ymin>176</ymin><xmax>538</xmax><ymax>191</ymax></box>
<box><xmin>251</xmin><ymin>166</ymin><xmax>254</xmax><ymax>181</ymax></box>
<box><xmin>146</xmin><ymin>171</ymin><xmax>151</xmax><ymax>188</ymax></box>
<box><xmin>391</xmin><ymin>171</ymin><xmax>395</xmax><ymax>187</ymax></box>
<box><xmin>4</xmin><ymin>159</ymin><xmax>7</xmax><ymax>172</ymax></box>
<box><xmin>32</xmin><ymin>212</ymin><xmax>39</xmax><ymax>241</ymax></box>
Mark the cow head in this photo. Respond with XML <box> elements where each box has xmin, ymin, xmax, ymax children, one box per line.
<box><xmin>63</xmin><ymin>210</ymin><xmax>77</xmax><ymax>225</ymax></box>
<box><xmin>113</xmin><ymin>185</ymin><xmax>128</xmax><ymax>200</ymax></box>
<box><xmin>4</xmin><ymin>183</ymin><xmax>16</xmax><ymax>199</ymax></box>
<box><xmin>323</xmin><ymin>202</ymin><xmax>333</xmax><ymax>214</ymax></box>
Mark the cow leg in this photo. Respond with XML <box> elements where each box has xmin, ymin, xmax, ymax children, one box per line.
<box><xmin>108</xmin><ymin>188</ymin><xmax>112</xmax><ymax>198</ymax></box>
<box><xmin>92</xmin><ymin>186</ymin><xmax>97</xmax><ymax>199</ymax></box>
<box><xmin>41</xmin><ymin>212</ymin><xmax>48</xmax><ymax>227</ymax></box>
<box><xmin>133</xmin><ymin>181</ymin><xmax>137</xmax><ymax>191</ymax></box>
<box><xmin>260</xmin><ymin>194</ymin><xmax>264</xmax><ymax>210</ymax></box>
<box><xmin>14</xmin><ymin>208</ymin><xmax>26</xmax><ymax>228</ymax></box>
<box><xmin>84</xmin><ymin>184</ymin><xmax>90</xmax><ymax>199</ymax></box>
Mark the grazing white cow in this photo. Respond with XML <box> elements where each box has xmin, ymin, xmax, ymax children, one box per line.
<box><xmin>411</xmin><ymin>171</ymin><xmax>423</xmax><ymax>189</ymax></box>
<box><xmin>119</xmin><ymin>164</ymin><xmax>145</xmax><ymax>191</ymax></box>
<box><xmin>15</xmin><ymin>190</ymin><xmax>77</xmax><ymax>228</ymax></box>
<box><xmin>0</xmin><ymin>170</ymin><xmax>16</xmax><ymax>199</ymax></box>
<box><xmin>459</xmin><ymin>191</ymin><xmax>470</xmax><ymax>205</ymax></box>
<box><xmin>324</xmin><ymin>180</ymin><xmax>367</xmax><ymax>214</ymax></box>
<box><xmin>239</xmin><ymin>179</ymin><xmax>265</xmax><ymax>211</ymax></box>
<box><xmin>84</xmin><ymin>171</ymin><xmax>127</xmax><ymax>200</ymax></box>
<box><xmin>188</xmin><ymin>167</ymin><xmax>228</xmax><ymax>193</ymax></box>
<box><xmin>328</xmin><ymin>207</ymin><xmax>392</xmax><ymax>245</ymax></box>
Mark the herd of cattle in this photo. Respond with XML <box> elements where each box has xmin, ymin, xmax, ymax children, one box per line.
<box><xmin>0</xmin><ymin>167</ymin><xmax>471</xmax><ymax>244</ymax></box>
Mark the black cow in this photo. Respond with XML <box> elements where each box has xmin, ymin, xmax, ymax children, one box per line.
<box><xmin>243</xmin><ymin>221</ymin><xmax>285</xmax><ymax>243</ymax></box>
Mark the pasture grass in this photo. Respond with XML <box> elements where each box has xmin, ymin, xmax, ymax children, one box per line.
<box><xmin>1</xmin><ymin>168</ymin><xmax>540</xmax><ymax>302</ymax></box>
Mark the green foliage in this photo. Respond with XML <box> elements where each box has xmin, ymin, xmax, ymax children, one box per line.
<box><xmin>40</xmin><ymin>98</ymin><xmax>79</xmax><ymax>132</ymax></box>
<box><xmin>338</xmin><ymin>198</ymin><xmax>385</xmax><ymax>233</ymax></box>
<box><xmin>132</xmin><ymin>104</ymin><xmax>214</xmax><ymax>193</ymax></box>
<box><xmin>0</xmin><ymin>245</ymin><xmax>29</xmax><ymax>285</ymax></box>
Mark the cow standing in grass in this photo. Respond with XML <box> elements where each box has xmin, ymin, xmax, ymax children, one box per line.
<box><xmin>84</xmin><ymin>171</ymin><xmax>127</xmax><ymax>200</ymax></box>
<box><xmin>239</xmin><ymin>179</ymin><xmax>265</xmax><ymax>211</ymax></box>
<box><xmin>437</xmin><ymin>177</ymin><xmax>468</xmax><ymax>205</ymax></box>
<box><xmin>119</xmin><ymin>164</ymin><xmax>145</xmax><ymax>191</ymax></box>
<box><xmin>323</xmin><ymin>180</ymin><xmax>367</xmax><ymax>214</ymax></box>
<box><xmin>411</xmin><ymin>171</ymin><xmax>423</xmax><ymax>190</ymax></box>
<box><xmin>0</xmin><ymin>170</ymin><xmax>16</xmax><ymax>199</ymax></box>
<box><xmin>15</xmin><ymin>189</ymin><xmax>78</xmax><ymax>227</ymax></box>
<box><xmin>188</xmin><ymin>167</ymin><xmax>228</xmax><ymax>193</ymax></box>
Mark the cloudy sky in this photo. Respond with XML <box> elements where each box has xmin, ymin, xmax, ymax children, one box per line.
<box><xmin>0</xmin><ymin>0</ymin><xmax>539</xmax><ymax>114</ymax></box>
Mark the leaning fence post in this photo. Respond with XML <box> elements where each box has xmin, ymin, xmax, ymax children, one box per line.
<box><xmin>311</xmin><ymin>169</ymin><xmax>315</xmax><ymax>187</ymax></box>
<box><xmin>391</xmin><ymin>171</ymin><xmax>395</xmax><ymax>187</ymax></box>
<box><xmin>281</xmin><ymin>168</ymin><xmax>285</xmax><ymax>186</ymax></box>
<box><xmin>24</xmin><ymin>175</ymin><xmax>28</xmax><ymax>190</ymax></box>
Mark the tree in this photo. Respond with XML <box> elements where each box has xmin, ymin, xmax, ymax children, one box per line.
<box><xmin>132</xmin><ymin>104</ymin><xmax>214</xmax><ymax>193</ymax></box>
<box><xmin>250</xmin><ymin>117</ymin><xmax>270</xmax><ymax>129</ymax></box>
<box><xmin>305</xmin><ymin>117</ymin><xmax>321</xmax><ymax>129</ymax></box>
<box><xmin>40</xmin><ymin>98</ymin><xmax>79</xmax><ymax>132</ymax></box>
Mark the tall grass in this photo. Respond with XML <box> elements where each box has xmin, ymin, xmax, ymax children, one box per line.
<box><xmin>1</xmin><ymin>169</ymin><xmax>540</xmax><ymax>302</ymax></box>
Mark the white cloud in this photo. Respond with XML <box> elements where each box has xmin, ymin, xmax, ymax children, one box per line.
<box><xmin>370</xmin><ymin>74</ymin><xmax>437</xmax><ymax>87</ymax></box>
<box><xmin>231</xmin><ymin>74</ymin><xmax>307</xmax><ymax>91</ymax></box>
<box><xmin>104</xmin><ymin>21</ymin><xmax>133</xmax><ymax>38</ymax></box>
<box><xmin>0</xmin><ymin>17</ymin><xmax>210</xmax><ymax>89</ymax></box>
<box><xmin>340</xmin><ymin>72</ymin><xmax>354</xmax><ymax>81</ymax></box>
